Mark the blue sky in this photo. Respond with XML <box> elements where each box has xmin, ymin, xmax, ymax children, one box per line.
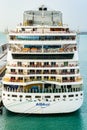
<box><xmin>0</xmin><ymin>0</ymin><xmax>87</xmax><ymax>31</ymax></box>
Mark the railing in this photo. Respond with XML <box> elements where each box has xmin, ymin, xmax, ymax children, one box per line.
<box><xmin>0</xmin><ymin>65</ymin><xmax>6</xmax><ymax>75</ymax></box>
<box><xmin>7</xmin><ymin>63</ymin><xmax>78</xmax><ymax>68</ymax></box>
<box><xmin>10</xmin><ymin>47</ymin><xmax>76</xmax><ymax>54</ymax></box>
<box><xmin>10</xmin><ymin>36</ymin><xmax>76</xmax><ymax>41</ymax></box>
<box><xmin>3</xmin><ymin>78</ymin><xmax>24</xmax><ymax>83</ymax></box>
<box><xmin>3</xmin><ymin>87</ymin><xmax>82</xmax><ymax>93</ymax></box>
<box><xmin>10</xmin><ymin>30</ymin><xmax>75</xmax><ymax>34</ymax></box>
<box><xmin>11</xmin><ymin>48</ymin><xmax>42</xmax><ymax>53</ymax></box>
<box><xmin>3</xmin><ymin>77</ymin><xmax>82</xmax><ymax>83</ymax></box>
<box><xmin>7</xmin><ymin>71</ymin><xmax>78</xmax><ymax>75</ymax></box>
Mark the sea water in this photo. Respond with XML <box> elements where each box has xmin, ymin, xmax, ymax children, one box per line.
<box><xmin>0</xmin><ymin>33</ymin><xmax>87</xmax><ymax>130</ymax></box>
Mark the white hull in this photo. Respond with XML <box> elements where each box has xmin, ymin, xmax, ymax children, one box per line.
<box><xmin>2</xmin><ymin>91</ymin><xmax>83</xmax><ymax>114</ymax></box>
<box><xmin>2</xmin><ymin>6</ymin><xmax>83</xmax><ymax>114</ymax></box>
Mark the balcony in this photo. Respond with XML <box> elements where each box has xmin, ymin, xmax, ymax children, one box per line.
<box><xmin>3</xmin><ymin>76</ymin><xmax>82</xmax><ymax>84</ymax></box>
<box><xmin>7</xmin><ymin>61</ymin><xmax>78</xmax><ymax>68</ymax></box>
<box><xmin>3</xmin><ymin>84</ymin><xmax>82</xmax><ymax>93</ymax></box>
<box><xmin>10</xmin><ymin>29</ymin><xmax>76</xmax><ymax>35</ymax></box>
<box><xmin>6</xmin><ymin>69</ymin><xmax>79</xmax><ymax>76</ymax></box>
<box><xmin>10</xmin><ymin>46</ymin><xmax>76</xmax><ymax>54</ymax></box>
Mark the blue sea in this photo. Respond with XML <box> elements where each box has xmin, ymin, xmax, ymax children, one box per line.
<box><xmin>0</xmin><ymin>33</ymin><xmax>87</xmax><ymax>130</ymax></box>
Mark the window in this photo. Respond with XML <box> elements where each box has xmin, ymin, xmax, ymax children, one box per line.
<box><xmin>19</xmin><ymin>95</ymin><xmax>23</xmax><ymax>98</ymax></box>
<box><xmin>64</xmin><ymin>62</ymin><xmax>68</xmax><ymax>66</ymax></box>
<box><xmin>18</xmin><ymin>77</ymin><xmax>23</xmax><ymax>80</ymax></box>
<box><xmin>17</xmin><ymin>62</ymin><xmax>22</xmax><ymax>66</ymax></box>
<box><xmin>44</xmin><ymin>62</ymin><xmax>49</xmax><ymax>65</ymax></box>
<box><xmin>12</xmin><ymin>95</ymin><xmax>17</xmax><ymax>97</ymax></box>
<box><xmin>45</xmin><ymin>96</ymin><xmax>51</xmax><ymax>98</ymax></box>
<box><xmin>35</xmin><ymin>96</ymin><xmax>41</xmax><ymax>98</ymax></box>
<box><xmin>54</xmin><ymin>96</ymin><xmax>60</xmax><ymax>98</ymax></box>
<box><xmin>11</xmin><ymin>69</ymin><xmax>15</xmax><ymax>72</ymax></box>
<box><xmin>12</xmin><ymin>54</ymin><xmax>74</xmax><ymax>60</ymax></box>
<box><xmin>18</xmin><ymin>69</ymin><xmax>23</xmax><ymax>73</ymax></box>
<box><xmin>51</xmin><ymin>62</ymin><xmax>56</xmax><ymax>66</ymax></box>
<box><xmin>63</xmin><ymin>95</ymin><xmax>66</xmax><ymax>98</ymax></box>
<box><xmin>70</xmin><ymin>69</ymin><xmax>75</xmax><ymax>73</ymax></box>
<box><xmin>25</xmin><ymin>96</ymin><xmax>31</xmax><ymax>98</ymax></box>
<box><xmin>30</xmin><ymin>62</ymin><xmax>34</xmax><ymax>65</ymax></box>
<box><xmin>68</xmin><ymin>95</ymin><xmax>74</xmax><ymax>97</ymax></box>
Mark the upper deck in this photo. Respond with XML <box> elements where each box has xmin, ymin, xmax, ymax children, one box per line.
<box><xmin>23</xmin><ymin>5</ymin><xmax>62</xmax><ymax>26</ymax></box>
<box><xmin>10</xmin><ymin>25</ymin><xmax>76</xmax><ymax>35</ymax></box>
<box><xmin>9</xmin><ymin>6</ymin><xmax>76</xmax><ymax>37</ymax></box>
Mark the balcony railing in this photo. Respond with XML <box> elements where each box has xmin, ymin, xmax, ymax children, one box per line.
<box><xmin>7</xmin><ymin>63</ymin><xmax>78</xmax><ymax>68</ymax></box>
<box><xmin>10</xmin><ymin>35</ymin><xmax>76</xmax><ymax>41</ymax></box>
<box><xmin>3</xmin><ymin>76</ymin><xmax>82</xmax><ymax>83</ymax></box>
<box><xmin>3</xmin><ymin>86</ymin><xmax>82</xmax><ymax>93</ymax></box>
<box><xmin>6</xmin><ymin>71</ymin><xmax>78</xmax><ymax>75</ymax></box>
<box><xmin>19</xmin><ymin>87</ymin><xmax>82</xmax><ymax>93</ymax></box>
<box><xmin>10</xmin><ymin>29</ymin><xmax>76</xmax><ymax>34</ymax></box>
<box><xmin>10</xmin><ymin>47</ymin><xmax>76</xmax><ymax>54</ymax></box>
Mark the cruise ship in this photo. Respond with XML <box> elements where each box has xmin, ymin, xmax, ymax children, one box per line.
<box><xmin>0</xmin><ymin>43</ymin><xmax>7</xmax><ymax>78</ymax></box>
<box><xmin>2</xmin><ymin>5</ymin><xmax>83</xmax><ymax>114</ymax></box>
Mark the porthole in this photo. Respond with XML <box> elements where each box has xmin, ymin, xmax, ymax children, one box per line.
<box><xmin>63</xmin><ymin>95</ymin><xmax>66</xmax><ymax>98</ymax></box>
<box><xmin>19</xmin><ymin>95</ymin><xmax>23</xmax><ymax>98</ymax></box>
<box><xmin>80</xmin><ymin>93</ymin><xmax>83</xmax><ymax>96</ymax></box>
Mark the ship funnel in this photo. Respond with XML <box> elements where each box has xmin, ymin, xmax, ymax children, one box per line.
<box><xmin>39</xmin><ymin>5</ymin><xmax>47</xmax><ymax>11</ymax></box>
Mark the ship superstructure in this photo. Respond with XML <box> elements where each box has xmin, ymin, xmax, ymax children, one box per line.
<box><xmin>2</xmin><ymin>6</ymin><xmax>83</xmax><ymax>114</ymax></box>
